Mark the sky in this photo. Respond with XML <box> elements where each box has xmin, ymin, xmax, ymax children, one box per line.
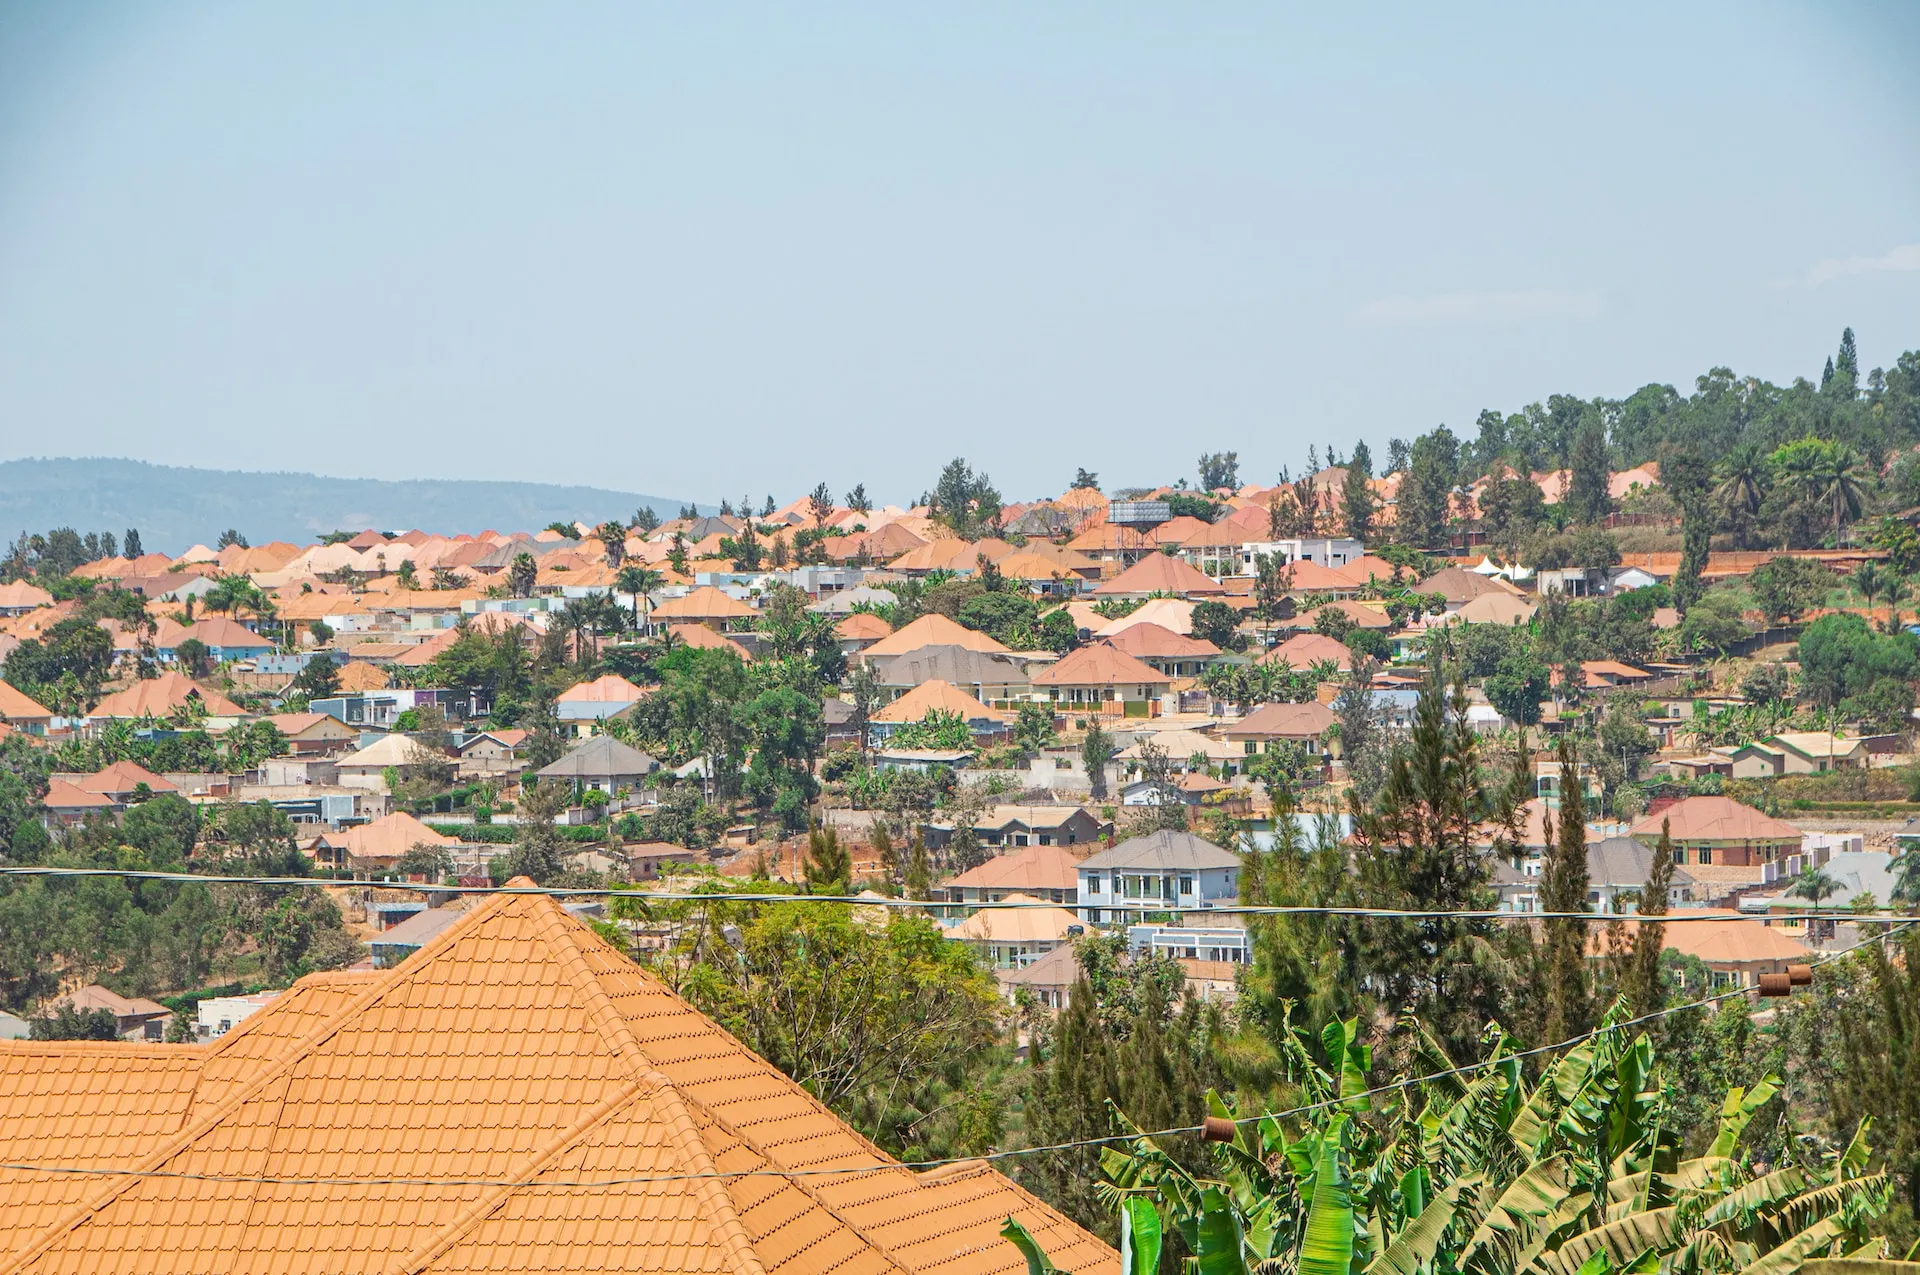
<box><xmin>0</xmin><ymin>2</ymin><xmax>1916</xmax><ymax>508</ymax></box>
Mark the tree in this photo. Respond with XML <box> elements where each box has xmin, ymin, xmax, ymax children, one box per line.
<box><xmin>29</xmin><ymin>1004</ymin><xmax>121</xmax><ymax>1041</ymax></box>
<box><xmin>1349</xmin><ymin>659</ymin><xmax>1515</xmax><ymax>1057</ymax></box>
<box><xmin>1835</xmin><ymin>926</ymin><xmax>1920</xmax><ymax>1225</ymax></box>
<box><xmin>1483</xmin><ymin>651</ymin><xmax>1549</xmax><ymax>726</ymax></box>
<box><xmin>804</xmin><ymin>821</ymin><xmax>851</xmax><ymax>894</ymax></box>
<box><xmin>1799</xmin><ymin>611</ymin><xmax>1919</xmax><ymax>704</ymax></box>
<box><xmin>844</xmin><ymin>483</ymin><xmax>870</xmax><ymax>514</ymax></box>
<box><xmin>123</xmin><ymin>529</ymin><xmax>142</xmax><ymax>558</ymax></box>
<box><xmin>595</xmin><ymin>520</ymin><xmax>627</xmax><ymax>567</ymax></box>
<box><xmin>1747</xmin><ymin>554</ymin><xmax>1831</xmax><ymax>625</ymax></box>
<box><xmin>1537</xmin><ymin>739</ymin><xmax>1592</xmax><ymax>1042</ymax></box>
<box><xmin>216</xmin><ymin>528</ymin><xmax>248</xmax><ymax>550</ymax></box>
<box><xmin>507</xmin><ymin>552</ymin><xmax>538</xmax><ymax>599</ymax></box>
<box><xmin>173</xmin><ymin>637</ymin><xmax>212</xmax><ymax>679</ymax></box>
<box><xmin>630</xmin><ymin>506</ymin><xmax>662</xmax><ymax>535</ymax></box>
<box><xmin>614</xmin><ymin>564</ymin><xmax>664</xmax><ymax>631</ymax></box>
<box><xmin>1070</xmin><ymin>468</ymin><xmax>1100</xmax><ymax>491</ymax></box>
<box><xmin>658</xmin><ymin>902</ymin><xmax>1002</xmax><ymax>1152</ymax></box>
<box><xmin>1014</xmin><ymin>702</ymin><xmax>1055</xmax><ymax>757</ymax></box>
<box><xmin>1564</xmin><ymin>411</ymin><xmax>1613</xmax><ymax>524</ymax></box>
<box><xmin>1339</xmin><ymin>451</ymin><xmax>1376</xmax><ymax>540</ymax></box>
<box><xmin>290</xmin><ymin>656</ymin><xmax>339</xmax><ymax>701</ymax></box>
<box><xmin>1396</xmin><ymin>427</ymin><xmax>1458</xmax><ymax>550</ymax></box>
<box><xmin>904</xmin><ymin>833</ymin><xmax>931</xmax><ymax>900</ymax></box>
<box><xmin>807</xmin><ymin>483</ymin><xmax>834</xmax><ymax>525</ymax></box>
<box><xmin>1625</xmin><ymin>817</ymin><xmax>1673</xmax><ymax>1015</ymax></box>
<box><xmin>1712</xmin><ymin>441</ymin><xmax>1769</xmax><ymax>551</ymax></box>
<box><xmin>501</xmin><ymin>777</ymin><xmax>568</xmax><ymax>883</ymax></box>
<box><xmin>1188</xmin><ymin>600</ymin><xmax>1243</xmax><ymax>652</ymax></box>
<box><xmin>1080</xmin><ymin>722</ymin><xmax>1117</xmax><ymax>799</ymax></box>
<box><xmin>1786</xmin><ymin>865</ymin><xmax>1841</xmax><ymax>938</ymax></box>
<box><xmin>1196</xmin><ymin>451</ymin><xmax>1240</xmax><ymax>492</ymax></box>
<box><xmin>928</xmin><ymin>458</ymin><xmax>1001</xmax><ymax>538</ymax></box>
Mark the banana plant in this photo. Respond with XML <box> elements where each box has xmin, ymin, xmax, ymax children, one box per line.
<box><xmin>1023</xmin><ymin>999</ymin><xmax>1891</xmax><ymax>1275</ymax></box>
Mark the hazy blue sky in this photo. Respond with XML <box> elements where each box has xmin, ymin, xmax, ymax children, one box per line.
<box><xmin>1</xmin><ymin>2</ymin><xmax>1915</xmax><ymax>506</ymax></box>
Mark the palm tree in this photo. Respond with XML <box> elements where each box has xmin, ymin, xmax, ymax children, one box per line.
<box><xmin>1852</xmin><ymin>560</ymin><xmax>1886</xmax><ymax>621</ymax></box>
<box><xmin>1815</xmin><ymin>442</ymin><xmax>1870</xmax><ymax>545</ymax></box>
<box><xmin>614</xmin><ymin>565</ymin><xmax>664</xmax><ymax>631</ymax></box>
<box><xmin>1880</xmin><ymin>572</ymin><xmax>1911</xmax><ymax>634</ymax></box>
<box><xmin>596</xmin><ymin>521</ymin><xmax>628</xmax><ymax>568</ymax></box>
<box><xmin>1890</xmin><ymin>848</ymin><xmax>1920</xmax><ymax>912</ymax></box>
<box><xmin>1788</xmin><ymin>865</ymin><xmax>1842</xmax><ymax>944</ymax></box>
<box><xmin>1713</xmin><ymin>441</ymin><xmax>1769</xmax><ymax>548</ymax></box>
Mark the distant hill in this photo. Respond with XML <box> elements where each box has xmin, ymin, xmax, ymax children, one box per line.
<box><xmin>0</xmin><ymin>458</ymin><xmax>703</xmax><ymax>554</ymax></box>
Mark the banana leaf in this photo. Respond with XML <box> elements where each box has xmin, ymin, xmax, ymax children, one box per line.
<box><xmin>1001</xmin><ymin>1217</ymin><xmax>1066</xmax><ymax>1275</ymax></box>
<box><xmin>1837</xmin><ymin>1119</ymin><xmax>1875</xmax><ymax>1182</ymax></box>
<box><xmin>1665</xmin><ymin>1229</ymin><xmax>1737</xmax><ymax>1275</ymax></box>
<box><xmin>1737</xmin><ymin>1216</ymin><xmax>1847</xmax><ymax>1275</ymax></box>
<box><xmin>1368</xmin><ymin>1175</ymin><xmax>1480</xmax><ymax>1275</ymax></box>
<box><xmin>1700</xmin><ymin>1168</ymin><xmax>1810</xmax><ymax>1230</ymax></box>
<box><xmin>1708</xmin><ymin>1078</ymin><xmax>1781</xmax><ymax>1160</ymax></box>
<box><xmin>1193</xmin><ymin>1185</ymin><xmax>1252</xmax><ymax>1275</ymax></box>
<box><xmin>1457</xmin><ymin>1157</ymin><xmax>1573</xmax><ymax>1275</ymax></box>
<box><xmin>1120</xmin><ymin>1197</ymin><xmax>1163</xmax><ymax>1275</ymax></box>
<box><xmin>1539</xmin><ymin>1206</ymin><xmax>1682</xmax><ymax>1275</ymax></box>
<box><xmin>1301</xmin><ymin>1116</ymin><xmax>1356</xmax><ymax>1275</ymax></box>
<box><xmin>1324</xmin><ymin>1017</ymin><xmax>1374</xmax><ymax>1114</ymax></box>
<box><xmin>1763</xmin><ymin>1174</ymin><xmax>1889</xmax><ymax>1242</ymax></box>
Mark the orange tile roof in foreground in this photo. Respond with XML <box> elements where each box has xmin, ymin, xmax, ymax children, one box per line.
<box><xmin>0</xmin><ymin>883</ymin><xmax>1115</xmax><ymax>1275</ymax></box>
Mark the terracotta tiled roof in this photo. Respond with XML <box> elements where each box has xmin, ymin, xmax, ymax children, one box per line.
<box><xmin>335</xmin><ymin>661</ymin><xmax>392</xmax><ymax>691</ymax></box>
<box><xmin>1629</xmin><ymin>796</ymin><xmax>1802</xmax><ymax>843</ymax></box>
<box><xmin>42</xmin><ymin>779</ymin><xmax>118</xmax><ymax>811</ymax></box>
<box><xmin>1031</xmin><ymin>644</ymin><xmax>1171</xmax><ymax>687</ymax></box>
<box><xmin>1588</xmin><ymin>910</ymin><xmax>1812</xmax><ymax>966</ymax></box>
<box><xmin>860</xmin><ymin>614</ymin><xmax>1011</xmax><ymax>659</ymax></box>
<box><xmin>0</xmin><ymin>582</ymin><xmax>53</xmax><ymax>610</ymax></box>
<box><xmin>75</xmin><ymin>761</ymin><xmax>178</xmax><ymax>796</ymax></box>
<box><xmin>871</xmin><ymin>679</ymin><xmax>1011</xmax><ymax>725</ymax></box>
<box><xmin>556</xmin><ymin>673</ymin><xmax>649</xmax><ymax>704</ymax></box>
<box><xmin>664</xmin><ymin>624</ymin><xmax>753</xmax><ymax>659</ymax></box>
<box><xmin>0</xmin><ymin>886</ymin><xmax>1115</xmax><ymax>1274</ymax></box>
<box><xmin>1258</xmin><ymin>632</ymin><xmax>1350</xmax><ymax>671</ymax></box>
<box><xmin>652</xmin><ymin>586</ymin><xmax>757</xmax><ymax>621</ymax></box>
<box><xmin>951</xmin><ymin>893</ymin><xmax>1083</xmax><ymax>944</ymax></box>
<box><xmin>1089</xmin><ymin>554</ymin><xmax>1225</xmax><ymax>597</ymax></box>
<box><xmin>1282</xmin><ymin>560</ymin><xmax>1357</xmax><ymax>592</ymax></box>
<box><xmin>89</xmin><ymin>672</ymin><xmax>247</xmax><ymax>719</ymax></box>
<box><xmin>1098</xmin><ymin>623</ymin><xmax>1220</xmax><ymax>661</ymax></box>
<box><xmin>0</xmin><ymin>680</ymin><xmax>52</xmax><ymax>722</ymax></box>
<box><xmin>1219</xmin><ymin>701</ymin><xmax>1337</xmax><ymax>740</ymax></box>
<box><xmin>834</xmin><ymin>612</ymin><xmax>894</xmax><ymax>641</ymax></box>
<box><xmin>940</xmin><ymin>844</ymin><xmax>1086</xmax><ymax>895</ymax></box>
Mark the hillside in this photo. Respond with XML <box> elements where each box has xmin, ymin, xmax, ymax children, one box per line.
<box><xmin>0</xmin><ymin>458</ymin><xmax>700</xmax><ymax>553</ymax></box>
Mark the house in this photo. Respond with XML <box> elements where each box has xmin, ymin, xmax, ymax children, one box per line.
<box><xmin>1579</xmin><ymin>660</ymin><xmax>1654</xmax><ymax>689</ymax></box>
<box><xmin>41</xmin><ymin>984</ymin><xmax>172</xmax><ymax>1040</ymax></box>
<box><xmin>1076</xmin><ymin>829</ymin><xmax>1243</xmax><ymax>923</ymax></box>
<box><xmin>0</xmin><ymin>1011</ymin><xmax>29</xmax><ymax>1040</ymax></box>
<box><xmin>1120</xmin><ymin>771</ymin><xmax>1242</xmax><ymax>813</ymax></box>
<box><xmin>948</xmin><ymin>893</ymin><xmax>1084</xmax><ymax>969</ymax></box>
<box><xmin>158</xmin><ymin>616</ymin><xmax>275</xmax><ymax>664</ymax></box>
<box><xmin>1127</xmin><ymin>921</ymin><xmax>1251</xmax><ymax>966</ymax></box>
<box><xmin>626</xmin><ymin>840</ymin><xmax>701</xmax><ymax>880</ymax></box>
<box><xmin>872</xmin><ymin>645</ymin><xmax>1037</xmax><ymax>707</ymax></box>
<box><xmin>1095</xmin><ymin>597</ymin><xmax>1196</xmax><ymax>637</ymax></box>
<box><xmin>334</xmin><ymin>733</ymin><xmax>444</xmax><ymax>791</ymax></box>
<box><xmin>1096</xmin><ymin>624</ymin><xmax>1223</xmax><ymax>679</ymax></box>
<box><xmin>1032</xmin><ymin>644</ymin><xmax>1172</xmax><ymax>717</ymax></box>
<box><xmin>1419</xmin><ymin>566</ymin><xmax>1510</xmax><ymax>610</ymax></box>
<box><xmin>0</xmin><ymin>580</ymin><xmax>53</xmax><ymax>616</ymax></box>
<box><xmin>1497</xmin><ymin>836</ymin><xmax>1697</xmax><ymax>914</ymax></box>
<box><xmin>662</xmin><ymin>623</ymin><xmax>753</xmax><ymax>660</ymax></box>
<box><xmin>1089</xmin><ymin>553</ymin><xmax>1226</xmax><ymax>599</ymax></box>
<box><xmin>0</xmin><ymin>883</ymin><xmax>1116</xmax><ymax>1269</ymax></box>
<box><xmin>264</xmin><ymin>712</ymin><xmax>359</xmax><ymax>756</ymax></box>
<box><xmin>455</xmin><ymin>728</ymin><xmax>528</xmax><ymax>777</ymax></box>
<box><xmin>67</xmin><ymin>761</ymin><xmax>180</xmax><ymax>804</ymax></box>
<box><xmin>1589</xmin><ymin>911</ymin><xmax>1813</xmax><ymax>990</ymax></box>
<box><xmin>0</xmin><ymin>680</ymin><xmax>54</xmax><ymax>735</ymax></box>
<box><xmin>535</xmin><ymin>734</ymin><xmax>659</xmax><ymax>794</ymax></box>
<box><xmin>1628</xmin><ymin>797</ymin><xmax>1804</xmax><ymax>894</ymax></box>
<box><xmin>873</xmin><ymin>745</ymin><xmax>975</xmax><ymax>772</ymax></box>
<box><xmin>934</xmin><ymin>843</ymin><xmax>1088</xmax><ymax>908</ymax></box>
<box><xmin>555</xmin><ymin>673</ymin><xmax>649</xmax><ymax>734</ymax></box>
<box><xmin>870</xmin><ymin>679</ymin><xmax>1012</xmax><ymax>739</ymax></box>
<box><xmin>923</xmin><ymin>804</ymin><xmax>1112</xmax><ymax>852</ymax></box>
<box><xmin>858</xmin><ymin>612</ymin><xmax>1012</xmax><ymax>662</ymax></box>
<box><xmin>194</xmin><ymin>991</ymin><xmax>281</xmax><ymax>1040</ymax></box>
<box><xmin>832</xmin><ymin>610</ymin><xmax>894</xmax><ymax>654</ymax></box>
<box><xmin>1728</xmin><ymin>732</ymin><xmax>1867</xmax><ymax>777</ymax></box>
<box><xmin>1219</xmin><ymin>700</ymin><xmax>1339</xmax><ymax>758</ymax></box>
<box><xmin>1233</xmin><ymin>537</ymin><xmax>1365</xmax><ymax>574</ymax></box>
<box><xmin>1259</xmin><ymin>632</ymin><xmax>1351</xmax><ymax>673</ymax></box>
<box><xmin>40</xmin><ymin>779</ymin><xmax>120</xmax><ymax>826</ymax></box>
<box><xmin>996</xmin><ymin>941</ymin><xmax>1082</xmax><ymax>1009</ymax></box>
<box><xmin>87</xmin><ymin>672</ymin><xmax>247</xmax><ymax>724</ymax></box>
<box><xmin>649</xmin><ymin>584</ymin><xmax>757</xmax><ymax>631</ymax></box>
<box><xmin>338</xmin><ymin>810</ymin><xmax>459</xmax><ymax>874</ymax></box>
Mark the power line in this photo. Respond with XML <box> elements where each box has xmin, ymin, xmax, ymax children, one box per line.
<box><xmin>2</xmin><ymin>864</ymin><xmax>1911</xmax><ymax>925</ymax></box>
<box><xmin>1</xmin><ymin>918</ymin><xmax>1906</xmax><ymax>1192</ymax></box>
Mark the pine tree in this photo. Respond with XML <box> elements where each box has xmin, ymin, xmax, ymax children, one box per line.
<box><xmin>905</xmin><ymin>834</ymin><xmax>931</xmax><ymax>900</ymax></box>
<box><xmin>1021</xmin><ymin>975</ymin><xmax>1122</xmax><ymax>1233</ymax></box>
<box><xmin>869</xmin><ymin>820</ymin><xmax>896</xmax><ymax>888</ymax></box>
<box><xmin>1341</xmin><ymin>446</ymin><xmax>1376</xmax><ymax>541</ymax></box>
<box><xmin>1538</xmin><ymin>738</ymin><xmax>1592</xmax><ymax>1042</ymax></box>
<box><xmin>1625</xmin><ymin>817</ymin><xmax>1673</xmax><ymax>1017</ymax></box>
<box><xmin>1565</xmin><ymin>413</ymin><xmax>1613</xmax><ymax>524</ymax></box>
<box><xmin>1822</xmin><ymin>356</ymin><xmax>1836</xmax><ymax>389</ymax></box>
<box><xmin>805</xmin><ymin>821</ymin><xmax>850</xmax><ymax>894</ymax></box>
<box><xmin>1837</xmin><ymin>327</ymin><xmax>1859</xmax><ymax>378</ymax></box>
<box><xmin>124</xmin><ymin>528</ymin><xmax>143</xmax><ymax>559</ymax></box>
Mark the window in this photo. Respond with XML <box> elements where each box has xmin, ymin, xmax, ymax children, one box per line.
<box><xmin>1697</xmin><ymin>847</ymin><xmax>1712</xmax><ymax>865</ymax></box>
<box><xmin>1178</xmin><ymin>875</ymin><xmax>1194</xmax><ymax>896</ymax></box>
<box><xmin>1086</xmin><ymin>873</ymin><xmax>1102</xmax><ymax>894</ymax></box>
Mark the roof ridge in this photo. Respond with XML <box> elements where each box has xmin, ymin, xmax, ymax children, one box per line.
<box><xmin>531</xmin><ymin>901</ymin><xmax>771</xmax><ymax>1275</ymax></box>
<box><xmin>0</xmin><ymin>890</ymin><xmax>532</xmax><ymax>1275</ymax></box>
<box><xmin>383</xmin><ymin>1078</ymin><xmax>646</xmax><ymax>1275</ymax></box>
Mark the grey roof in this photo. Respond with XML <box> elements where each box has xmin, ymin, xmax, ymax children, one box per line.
<box><xmin>873</xmin><ymin>645</ymin><xmax>1036</xmax><ymax>690</ymax></box>
<box><xmin>369</xmin><ymin>904</ymin><xmax>466</xmax><ymax>950</ymax></box>
<box><xmin>1078</xmin><ymin>830</ymin><xmax>1241</xmax><ymax>872</ymax></box>
<box><xmin>1588</xmin><ymin>836</ymin><xmax>1696</xmax><ymax>889</ymax></box>
<box><xmin>1811</xmin><ymin>851</ymin><xmax>1902</xmax><ymax>902</ymax></box>
<box><xmin>998</xmin><ymin>941</ymin><xmax>1083</xmax><ymax>989</ymax></box>
<box><xmin>807</xmin><ymin>586</ymin><xmax>898</xmax><ymax>615</ymax></box>
<box><xmin>535</xmin><ymin>734</ymin><xmax>659</xmax><ymax>780</ymax></box>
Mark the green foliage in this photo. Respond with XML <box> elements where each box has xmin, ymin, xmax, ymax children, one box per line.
<box><xmin>929</xmin><ymin>457</ymin><xmax>1003</xmax><ymax>537</ymax></box>
<box><xmin>1166</xmin><ymin>492</ymin><xmax>1226</xmax><ymax>522</ymax></box>
<box><xmin>1798</xmin><ymin>613</ymin><xmax>1918</xmax><ymax>706</ymax></box>
<box><xmin>1190</xmin><ymin>600</ymin><xmax>1246</xmax><ymax>652</ymax></box>
<box><xmin>1485</xmin><ymin>652</ymin><xmax>1551</xmax><ymax>726</ymax></box>
<box><xmin>29</xmin><ymin>1004</ymin><xmax>121</xmax><ymax>1040</ymax></box>
<box><xmin>889</xmin><ymin>708</ymin><xmax>975</xmax><ymax>752</ymax></box>
<box><xmin>1749</xmin><ymin>555</ymin><xmax>1835</xmax><ymax>625</ymax></box>
<box><xmin>1197</xmin><ymin>452</ymin><xmax>1241</xmax><ymax>492</ymax></box>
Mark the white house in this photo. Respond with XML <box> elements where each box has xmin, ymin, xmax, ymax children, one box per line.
<box><xmin>1076</xmin><ymin>829</ymin><xmax>1242</xmax><ymax>924</ymax></box>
